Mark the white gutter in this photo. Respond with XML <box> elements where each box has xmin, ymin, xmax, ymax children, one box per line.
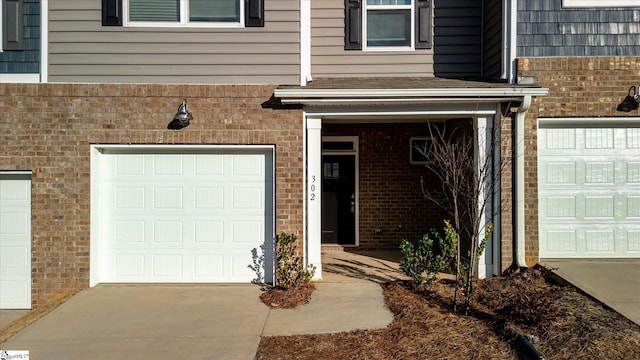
<box><xmin>300</xmin><ymin>0</ymin><xmax>312</xmax><ymax>86</ymax></box>
<box><xmin>279</xmin><ymin>97</ymin><xmax>542</xmax><ymax>106</ymax></box>
<box><xmin>514</xmin><ymin>95</ymin><xmax>530</xmax><ymax>269</ymax></box>
<box><xmin>275</xmin><ymin>87</ymin><xmax>548</xmax><ymax>100</ymax></box>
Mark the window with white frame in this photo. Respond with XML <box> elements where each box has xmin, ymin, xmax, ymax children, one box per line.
<box><xmin>103</xmin><ymin>0</ymin><xmax>263</xmax><ymax>28</ymax></box>
<box><xmin>126</xmin><ymin>0</ymin><xmax>242</xmax><ymax>26</ymax></box>
<box><xmin>344</xmin><ymin>0</ymin><xmax>431</xmax><ymax>51</ymax></box>
<box><xmin>364</xmin><ymin>0</ymin><xmax>413</xmax><ymax>49</ymax></box>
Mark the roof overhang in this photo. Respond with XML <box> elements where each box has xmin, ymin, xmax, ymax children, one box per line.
<box><xmin>273</xmin><ymin>78</ymin><xmax>548</xmax><ymax>107</ymax></box>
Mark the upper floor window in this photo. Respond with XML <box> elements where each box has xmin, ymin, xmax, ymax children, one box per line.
<box><xmin>127</xmin><ymin>0</ymin><xmax>242</xmax><ymax>26</ymax></box>
<box><xmin>563</xmin><ymin>0</ymin><xmax>640</xmax><ymax>6</ymax></box>
<box><xmin>345</xmin><ymin>0</ymin><xmax>431</xmax><ymax>51</ymax></box>
<box><xmin>365</xmin><ymin>0</ymin><xmax>413</xmax><ymax>49</ymax></box>
<box><xmin>102</xmin><ymin>0</ymin><xmax>264</xmax><ymax>28</ymax></box>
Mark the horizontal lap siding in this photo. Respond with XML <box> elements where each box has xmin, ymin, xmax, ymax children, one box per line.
<box><xmin>311</xmin><ymin>0</ymin><xmax>483</xmax><ymax>79</ymax></box>
<box><xmin>517</xmin><ymin>0</ymin><xmax>640</xmax><ymax>57</ymax></box>
<box><xmin>432</xmin><ymin>0</ymin><xmax>482</xmax><ymax>78</ymax></box>
<box><xmin>483</xmin><ymin>0</ymin><xmax>502</xmax><ymax>80</ymax></box>
<box><xmin>48</xmin><ymin>0</ymin><xmax>300</xmax><ymax>84</ymax></box>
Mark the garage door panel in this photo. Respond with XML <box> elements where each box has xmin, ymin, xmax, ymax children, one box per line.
<box><xmin>98</xmin><ymin>150</ymin><xmax>273</xmax><ymax>283</ymax></box>
<box><xmin>194</xmin><ymin>221</ymin><xmax>224</xmax><ymax>243</ymax></box>
<box><xmin>0</xmin><ymin>175</ymin><xmax>32</xmax><ymax>309</ymax></box>
<box><xmin>539</xmin><ymin>126</ymin><xmax>640</xmax><ymax>258</ymax></box>
<box><xmin>114</xmin><ymin>254</ymin><xmax>145</xmax><ymax>278</ymax></box>
<box><xmin>193</xmin><ymin>254</ymin><xmax>225</xmax><ymax>277</ymax></box>
<box><xmin>629</xmin><ymin>231</ymin><xmax>640</xmax><ymax>252</ymax></box>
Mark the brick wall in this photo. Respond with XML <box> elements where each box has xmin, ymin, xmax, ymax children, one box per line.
<box><xmin>516</xmin><ymin>56</ymin><xmax>640</xmax><ymax>266</ymax></box>
<box><xmin>322</xmin><ymin>122</ymin><xmax>462</xmax><ymax>250</ymax></box>
<box><xmin>518</xmin><ymin>57</ymin><xmax>640</xmax><ymax>118</ymax></box>
<box><xmin>0</xmin><ymin>83</ymin><xmax>304</xmax><ymax>307</ymax></box>
<box><xmin>500</xmin><ymin>114</ymin><xmax>514</xmax><ymax>272</ymax></box>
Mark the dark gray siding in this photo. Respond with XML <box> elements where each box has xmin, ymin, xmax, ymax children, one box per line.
<box><xmin>0</xmin><ymin>0</ymin><xmax>40</xmax><ymax>73</ymax></box>
<box><xmin>517</xmin><ymin>0</ymin><xmax>640</xmax><ymax>57</ymax></box>
<box><xmin>482</xmin><ymin>0</ymin><xmax>502</xmax><ymax>80</ymax></box>
<box><xmin>433</xmin><ymin>0</ymin><xmax>483</xmax><ymax>78</ymax></box>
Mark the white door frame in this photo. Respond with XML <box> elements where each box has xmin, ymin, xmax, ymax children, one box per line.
<box><xmin>321</xmin><ymin>136</ymin><xmax>360</xmax><ymax>247</ymax></box>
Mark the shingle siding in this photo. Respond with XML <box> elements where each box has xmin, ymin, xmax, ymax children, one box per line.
<box><xmin>0</xmin><ymin>0</ymin><xmax>40</xmax><ymax>74</ymax></box>
<box><xmin>517</xmin><ymin>0</ymin><xmax>640</xmax><ymax>57</ymax></box>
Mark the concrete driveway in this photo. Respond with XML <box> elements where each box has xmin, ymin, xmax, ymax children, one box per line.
<box><xmin>2</xmin><ymin>285</ymin><xmax>271</xmax><ymax>359</ymax></box>
<box><xmin>541</xmin><ymin>259</ymin><xmax>640</xmax><ymax>326</ymax></box>
<box><xmin>0</xmin><ymin>252</ymin><xmax>399</xmax><ymax>359</ymax></box>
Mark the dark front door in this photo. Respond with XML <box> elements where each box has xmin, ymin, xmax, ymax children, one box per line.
<box><xmin>322</xmin><ymin>154</ymin><xmax>356</xmax><ymax>245</ymax></box>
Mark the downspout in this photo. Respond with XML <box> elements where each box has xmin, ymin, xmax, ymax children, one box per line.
<box><xmin>513</xmin><ymin>95</ymin><xmax>530</xmax><ymax>271</ymax></box>
<box><xmin>501</xmin><ymin>0</ymin><xmax>517</xmax><ymax>83</ymax></box>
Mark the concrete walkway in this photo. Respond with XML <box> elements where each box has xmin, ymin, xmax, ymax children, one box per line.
<box><xmin>541</xmin><ymin>259</ymin><xmax>640</xmax><ymax>326</ymax></box>
<box><xmin>0</xmin><ymin>251</ymin><xmax>399</xmax><ymax>359</ymax></box>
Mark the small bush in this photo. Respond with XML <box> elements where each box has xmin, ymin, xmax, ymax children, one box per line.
<box><xmin>275</xmin><ymin>232</ymin><xmax>315</xmax><ymax>289</ymax></box>
<box><xmin>400</xmin><ymin>221</ymin><xmax>456</xmax><ymax>288</ymax></box>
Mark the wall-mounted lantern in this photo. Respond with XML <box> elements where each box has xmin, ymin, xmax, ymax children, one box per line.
<box><xmin>168</xmin><ymin>99</ymin><xmax>193</xmax><ymax>129</ymax></box>
<box><xmin>617</xmin><ymin>86</ymin><xmax>639</xmax><ymax>112</ymax></box>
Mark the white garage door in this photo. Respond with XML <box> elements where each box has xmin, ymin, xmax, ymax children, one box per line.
<box><xmin>538</xmin><ymin>123</ymin><xmax>640</xmax><ymax>258</ymax></box>
<box><xmin>0</xmin><ymin>174</ymin><xmax>32</xmax><ymax>309</ymax></box>
<box><xmin>94</xmin><ymin>148</ymin><xmax>274</xmax><ymax>283</ymax></box>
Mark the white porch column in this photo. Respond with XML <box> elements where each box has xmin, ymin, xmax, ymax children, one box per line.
<box><xmin>306</xmin><ymin>116</ymin><xmax>323</xmax><ymax>279</ymax></box>
<box><xmin>475</xmin><ymin>115</ymin><xmax>494</xmax><ymax>279</ymax></box>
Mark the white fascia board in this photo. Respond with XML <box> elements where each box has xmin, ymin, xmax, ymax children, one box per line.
<box><xmin>279</xmin><ymin>97</ymin><xmax>536</xmax><ymax>105</ymax></box>
<box><xmin>275</xmin><ymin>87</ymin><xmax>549</xmax><ymax>103</ymax></box>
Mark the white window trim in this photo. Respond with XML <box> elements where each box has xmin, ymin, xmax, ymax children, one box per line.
<box><xmin>363</xmin><ymin>0</ymin><xmax>415</xmax><ymax>52</ymax></box>
<box><xmin>563</xmin><ymin>0</ymin><xmax>640</xmax><ymax>7</ymax></box>
<box><xmin>409</xmin><ymin>136</ymin><xmax>433</xmax><ymax>165</ymax></box>
<box><xmin>123</xmin><ymin>0</ymin><xmax>245</xmax><ymax>28</ymax></box>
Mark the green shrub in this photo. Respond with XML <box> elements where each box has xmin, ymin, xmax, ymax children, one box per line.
<box><xmin>400</xmin><ymin>221</ymin><xmax>456</xmax><ymax>288</ymax></box>
<box><xmin>275</xmin><ymin>232</ymin><xmax>315</xmax><ymax>289</ymax></box>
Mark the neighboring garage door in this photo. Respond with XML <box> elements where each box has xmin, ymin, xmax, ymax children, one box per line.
<box><xmin>0</xmin><ymin>173</ymin><xmax>32</xmax><ymax>309</ymax></box>
<box><xmin>93</xmin><ymin>147</ymin><xmax>274</xmax><ymax>283</ymax></box>
<box><xmin>538</xmin><ymin>121</ymin><xmax>640</xmax><ymax>258</ymax></box>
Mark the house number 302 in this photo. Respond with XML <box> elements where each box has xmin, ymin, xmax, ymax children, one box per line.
<box><xmin>310</xmin><ymin>175</ymin><xmax>317</xmax><ymax>201</ymax></box>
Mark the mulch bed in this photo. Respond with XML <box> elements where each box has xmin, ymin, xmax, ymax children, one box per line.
<box><xmin>260</xmin><ymin>283</ymin><xmax>315</xmax><ymax>309</ymax></box>
<box><xmin>256</xmin><ymin>267</ymin><xmax>640</xmax><ymax>359</ymax></box>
